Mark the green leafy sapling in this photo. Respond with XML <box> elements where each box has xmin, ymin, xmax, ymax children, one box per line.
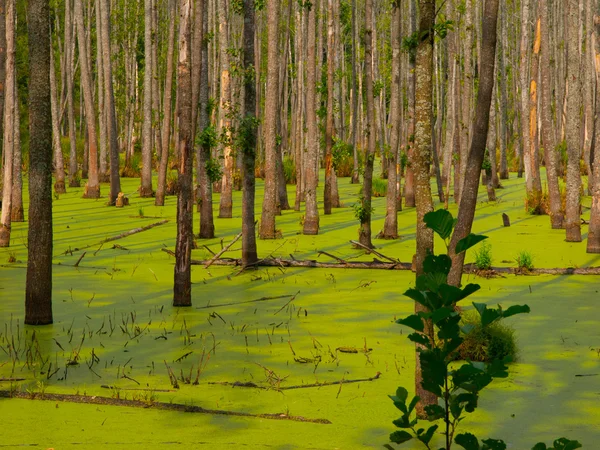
<box><xmin>387</xmin><ymin>209</ymin><xmax>581</xmax><ymax>450</ymax></box>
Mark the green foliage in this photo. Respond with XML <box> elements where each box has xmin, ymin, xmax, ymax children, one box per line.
<box><xmin>332</xmin><ymin>140</ymin><xmax>360</xmax><ymax>177</ymax></box>
<box><xmin>198</xmin><ymin>126</ymin><xmax>218</xmax><ymax>150</ymax></box>
<box><xmin>283</xmin><ymin>156</ymin><xmax>296</xmax><ymax>185</ymax></box>
<box><xmin>474</xmin><ymin>242</ymin><xmax>493</xmax><ymax>271</ymax></box>
<box><xmin>205</xmin><ymin>158</ymin><xmax>223</xmax><ymax>184</ymax></box>
<box><xmin>354</xmin><ymin>197</ymin><xmax>373</xmax><ymax>223</ymax></box>
<box><xmin>233</xmin><ymin>115</ymin><xmax>260</xmax><ymax>156</ymax></box>
<box><xmin>515</xmin><ymin>251</ymin><xmax>534</xmax><ymax>271</ymax></box>
<box><xmin>388</xmin><ymin>209</ymin><xmax>582</xmax><ymax>449</ymax></box>
<box><xmin>372</xmin><ymin>178</ymin><xmax>387</xmax><ymax>198</ymax></box>
<box><xmin>452</xmin><ymin>311</ymin><xmax>517</xmax><ymax>363</ymax></box>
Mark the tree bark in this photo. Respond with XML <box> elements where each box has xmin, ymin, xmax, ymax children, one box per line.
<box><xmin>218</xmin><ymin>0</ymin><xmax>233</xmax><ymax>218</ymax></box>
<box><xmin>173</xmin><ymin>0</ymin><xmax>193</xmax><ymax>307</ymax></box>
<box><xmin>324</xmin><ymin>0</ymin><xmax>335</xmax><ymax>215</ymax></box>
<box><xmin>350</xmin><ymin>0</ymin><xmax>359</xmax><ymax>184</ymax></box>
<box><xmin>260</xmin><ymin>0</ymin><xmax>280</xmax><ymax>239</ymax></box>
<box><xmin>447</xmin><ymin>0</ymin><xmax>500</xmax><ymax>287</ymax></box>
<box><xmin>50</xmin><ymin>48</ymin><xmax>67</xmax><ymax>194</ymax></box>
<box><xmin>65</xmin><ymin>0</ymin><xmax>79</xmax><ymax>188</ymax></box>
<box><xmin>587</xmin><ymin>2</ymin><xmax>600</xmax><ymax>252</ymax></box>
<box><xmin>140</xmin><ymin>0</ymin><xmax>154</xmax><ymax>197</ymax></box>
<box><xmin>25</xmin><ymin>0</ymin><xmax>53</xmax><ymax>324</ymax></box>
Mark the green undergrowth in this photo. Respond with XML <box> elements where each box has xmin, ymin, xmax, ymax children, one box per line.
<box><xmin>1</xmin><ymin>166</ymin><xmax>599</xmax><ymax>448</ymax></box>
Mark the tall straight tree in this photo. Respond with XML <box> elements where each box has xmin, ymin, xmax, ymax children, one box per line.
<box><xmin>140</xmin><ymin>0</ymin><xmax>154</xmax><ymax>197</ymax></box>
<box><xmin>350</xmin><ymin>0</ymin><xmax>359</xmax><ymax>184</ymax></box>
<box><xmin>447</xmin><ymin>0</ymin><xmax>500</xmax><ymax>286</ymax></box>
<box><xmin>260</xmin><ymin>0</ymin><xmax>280</xmax><ymax>239</ymax></box>
<box><xmin>74</xmin><ymin>0</ymin><xmax>100</xmax><ymax>198</ymax></box>
<box><xmin>323</xmin><ymin>0</ymin><xmax>336</xmax><ymax>215</ymax></box>
<box><xmin>173</xmin><ymin>0</ymin><xmax>193</xmax><ymax>307</ymax></box>
<box><xmin>303</xmin><ymin>1</ymin><xmax>319</xmax><ymax>235</ymax></box>
<box><xmin>587</xmin><ymin>0</ymin><xmax>600</xmax><ymax>253</ymax></box>
<box><xmin>65</xmin><ymin>0</ymin><xmax>78</xmax><ymax>188</ymax></box>
<box><xmin>412</xmin><ymin>0</ymin><xmax>436</xmax><ymax>417</ymax></box>
<box><xmin>381</xmin><ymin>0</ymin><xmax>401</xmax><ymax>239</ymax></box>
<box><xmin>358</xmin><ymin>0</ymin><xmax>376</xmax><ymax>248</ymax></box>
<box><xmin>564</xmin><ymin>0</ymin><xmax>582</xmax><ymax>242</ymax></box>
<box><xmin>25</xmin><ymin>0</ymin><xmax>53</xmax><ymax>324</ymax></box>
<box><xmin>218</xmin><ymin>0</ymin><xmax>233</xmax><ymax>218</ymax></box>
<box><xmin>50</xmin><ymin>48</ymin><xmax>67</xmax><ymax>194</ymax></box>
<box><xmin>240</xmin><ymin>0</ymin><xmax>258</xmax><ymax>266</ymax></box>
<box><xmin>0</xmin><ymin>0</ymin><xmax>16</xmax><ymax>247</ymax></box>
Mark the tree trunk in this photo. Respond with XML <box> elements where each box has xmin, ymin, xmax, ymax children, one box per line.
<box><xmin>587</xmin><ymin>1</ymin><xmax>600</xmax><ymax>252</ymax></box>
<box><xmin>140</xmin><ymin>0</ymin><xmax>154</xmax><ymax>197</ymax></box>
<box><xmin>260</xmin><ymin>0</ymin><xmax>280</xmax><ymax>239</ymax></box>
<box><xmin>358</xmin><ymin>0</ymin><xmax>376</xmax><ymax>248</ymax></box>
<box><xmin>565</xmin><ymin>0</ymin><xmax>582</xmax><ymax>242</ymax></box>
<box><xmin>324</xmin><ymin>0</ymin><xmax>335</xmax><ymax>215</ymax></box>
<box><xmin>25</xmin><ymin>0</ymin><xmax>53</xmax><ymax>324</ymax></box>
<box><xmin>540</xmin><ymin>0</ymin><xmax>564</xmax><ymax>229</ymax></box>
<box><xmin>350</xmin><ymin>0</ymin><xmax>359</xmax><ymax>184</ymax></box>
<box><xmin>447</xmin><ymin>0</ymin><xmax>500</xmax><ymax>287</ymax></box>
<box><xmin>241</xmin><ymin>0</ymin><xmax>258</xmax><ymax>266</ymax></box>
<box><xmin>66</xmin><ymin>0</ymin><xmax>79</xmax><ymax>188</ymax></box>
<box><xmin>381</xmin><ymin>1</ymin><xmax>400</xmax><ymax>240</ymax></box>
<box><xmin>218</xmin><ymin>0</ymin><xmax>233</xmax><ymax>218</ymax></box>
<box><xmin>74</xmin><ymin>0</ymin><xmax>100</xmax><ymax>198</ymax></box>
<box><xmin>96</xmin><ymin>0</ymin><xmax>108</xmax><ymax>182</ymax></box>
<box><xmin>173</xmin><ymin>0</ymin><xmax>193</xmax><ymax>307</ymax></box>
<box><xmin>404</xmin><ymin>0</ymin><xmax>416</xmax><ymax>208</ymax></box>
<box><xmin>50</xmin><ymin>48</ymin><xmax>67</xmax><ymax>194</ymax></box>
<box><xmin>156</xmin><ymin>0</ymin><xmax>176</xmax><ymax>206</ymax></box>
<box><xmin>303</xmin><ymin>2</ymin><xmax>319</xmax><ymax>235</ymax></box>
<box><xmin>11</xmin><ymin>70</ymin><xmax>23</xmax><ymax>222</ymax></box>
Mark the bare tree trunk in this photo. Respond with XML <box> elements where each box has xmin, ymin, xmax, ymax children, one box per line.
<box><xmin>350</xmin><ymin>0</ymin><xmax>359</xmax><ymax>184</ymax></box>
<box><xmin>498</xmin><ymin>0</ymin><xmax>509</xmax><ymax>179</ymax></box>
<box><xmin>156</xmin><ymin>0</ymin><xmax>177</xmax><ymax>206</ymax></box>
<box><xmin>173</xmin><ymin>0</ymin><xmax>193</xmax><ymax>307</ymax></box>
<box><xmin>260</xmin><ymin>0</ymin><xmax>280</xmax><ymax>239</ymax></box>
<box><xmin>99</xmin><ymin>0</ymin><xmax>122</xmax><ymax>204</ymax></box>
<box><xmin>358</xmin><ymin>0</ymin><xmax>376</xmax><ymax>248</ymax></box>
<box><xmin>324</xmin><ymin>0</ymin><xmax>335</xmax><ymax>215</ymax></box>
<box><xmin>565</xmin><ymin>0</ymin><xmax>582</xmax><ymax>242</ymax></box>
<box><xmin>303</xmin><ymin>2</ymin><xmax>319</xmax><ymax>235</ymax></box>
<box><xmin>25</xmin><ymin>0</ymin><xmax>53</xmax><ymax>324</ymax></box>
<box><xmin>50</xmin><ymin>48</ymin><xmax>67</xmax><ymax>194</ymax></box>
<box><xmin>447</xmin><ymin>0</ymin><xmax>500</xmax><ymax>286</ymax></box>
<box><xmin>74</xmin><ymin>0</ymin><xmax>100</xmax><ymax>198</ymax></box>
<box><xmin>0</xmin><ymin>0</ymin><xmax>15</xmax><ymax>247</ymax></box>
<box><xmin>66</xmin><ymin>0</ymin><xmax>79</xmax><ymax>188</ymax></box>
<box><xmin>540</xmin><ymin>0</ymin><xmax>564</xmax><ymax>229</ymax></box>
<box><xmin>140</xmin><ymin>0</ymin><xmax>154</xmax><ymax>197</ymax></box>
<box><xmin>218</xmin><ymin>0</ymin><xmax>233</xmax><ymax>218</ymax></box>
<box><xmin>96</xmin><ymin>0</ymin><xmax>108</xmax><ymax>182</ymax></box>
<box><xmin>404</xmin><ymin>0</ymin><xmax>416</xmax><ymax>208</ymax></box>
<box><xmin>381</xmin><ymin>1</ymin><xmax>400</xmax><ymax>239</ymax></box>
<box><xmin>241</xmin><ymin>0</ymin><xmax>258</xmax><ymax>266</ymax></box>
<box><xmin>11</xmin><ymin>71</ymin><xmax>23</xmax><ymax>222</ymax></box>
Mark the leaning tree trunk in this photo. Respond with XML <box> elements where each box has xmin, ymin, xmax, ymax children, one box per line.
<box><xmin>25</xmin><ymin>0</ymin><xmax>53</xmax><ymax>324</ymax></box>
<box><xmin>447</xmin><ymin>0</ymin><xmax>500</xmax><ymax>287</ymax></box>
<box><xmin>0</xmin><ymin>0</ymin><xmax>15</xmax><ymax>247</ymax></box>
<box><xmin>587</xmin><ymin>0</ymin><xmax>600</xmax><ymax>253</ymax></box>
<box><xmin>156</xmin><ymin>0</ymin><xmax>176</xmax><ymax>207</ymax></box>
<box><xmin>99</xmin><ymin>0</ymin><xmax>122</xmax><ymax>205</ymax></box>
<box><xmin>74</xmin><ymin>0</ymin><xmax>100</xmax><ymax>198</ymax></box>
<box><xmin>381</xmin><ymin>1</ymin><xmax>401</xmax><ymax>240</ymax></box>
<box><xmin>303</xmin><ymin>2</ymin><xmax>319</xmax><ymax>235</ymax></box>
<box><xmin>358</xmin><ymin>0</ymin><xmax>376</xmax><ymax>248</ymax></box>
<box><xmin>173</xmin><ymin>0</ymin><xmax>193</xmax><ymax>307</ymax></box>
<box><xmin>140</xmin><ymin>0</ymin><xmax>154</xmax><ymax>197</ymax></box>
<box><xmin>413</xmin><ymin>0</ymin><xmax>437</xmax><ymax>418</ymax></box>
<box><xmin>241</xmin><ymin>0</ymin><xmax>258</xmax><ymax>267</ymax></box>
<box><xmin>540</xmin><ymin>0</ymin><xmax>564</xmax><ymax>229</ymax></box>
<box><xmin>260</xmin><ymin>0</ymin><xmax>280</xmax><ymax>239</ymax></box>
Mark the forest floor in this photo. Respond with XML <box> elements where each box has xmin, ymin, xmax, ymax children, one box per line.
<box><xmin>1</xmin><ymin>169</ymin><xmax>599</xmax><ymax>449</ymax></box>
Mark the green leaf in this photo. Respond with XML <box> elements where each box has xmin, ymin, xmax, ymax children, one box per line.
<box><xmin>502</xmin><ymin>304</ymin><xmax>531</xmax><ymax>319</ymax></box>
<box><xmin>417</xmin><ymin>425</ymin><xmax>439</xmax><ymax>445</ymax></box>
<box><xmin>423</xmin><ymin>254</ymin><xmax>453</xmax><ymax>276</ymax></box>
<box><xmin>455</xmin><ymin>234</ymin><xmax>488</xmax><ymax>254</ymax></box>
<box><xmin>424</xmin><ymin>209</ymin><xmax>456</xmax><ymax>240</ymax></box>
<box><xmin>461</xmin><ymin>324</ymin><xmax>476</xmax><ymax>335</ymax></box>
<box><xmin>424</xmin><ymin>404</ymin><xmax>445</xmax><ymax>421</ymax></box>
<box><xmin>481</xmin><ymin>308</ymin><xmax>502</xmax><ymax>327</ymax></box>
<box><xmin>531</xmin><ymin>445</ymin><xmax>548</xmax><ymax>450</ymax></box>
<box><xmin>455</xmin><ymin>432</ymin><xmax>480</xmax><ymax>450</ymax></box>
<box><xmin>419</xmin><ymin>349</ymin><xmax>447</xmax><ymax>397</ymax></box>
<box><xmin>473</xmin><ymin>302</ymin><xmax>487</xmax><ymax>317</ymax></box>
<box><xmin>553</xmin><ymin>438</ymin><xmax>583</xmax><ymax>450</ymax></box>
<box><xmin>390</xmin><ymin>430</ymin><xmax>413</xmax><ymax>444</ymax></box>
<box><xmin>431</xmin><ymin>307</ymin><xmax>455</xmax><ymax>325</ymax></box>
<box><xmin>481</xmin><ymin>439</ymin><xmax>506</xmax><ymax>450</ymax></box>
<box><xmin>453</xmin><ymin>392</ymin><xmax>479</xmax><ymax>413</ymax></box>
<box><xmin>396</xmin><ymin>314</ymin><xmax>425</xmax><ymax>332</ymax></box>
<box><xmin>416</xmin><ymin>272</ymin><xmax>448</xmax><ymax>294</ymax></box>
<box><xmin>407</xmin><ymin>395</ymin><xmax>419</xmax><ymax>415</ymax></box>
<box><xmin>439</xmin><ymin>284</ymin><xmax>480</xmax><ymax>305</ymax></box>
<box><xmin>408</xmin><ymin>332</ymin><xmax>431</xmax><ymax>347</ymax></box>
<box><xmin>403</xmin><ymin>288</ymin><xmax>430</xmax><ymax>309</ymax></box>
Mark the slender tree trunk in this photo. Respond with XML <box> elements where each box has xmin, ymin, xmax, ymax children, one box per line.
<box><xmin>96</xmin><ymin>1</ymin><xmax>108</xmax><ymax>182</ymax></box>
<box><xmin>565</xmin><ymin>0</ymin><xmax>582</xmax><ymax>242</ymax></box>
<box><xmin>99</xmin><ymin>0</ymin><xmax>122</xmax><ymax>204</ymax></box>
<box><xmin>260</xmin><ymin>0</ymin><xmax>280</xmax><ymax>239</ymax></box>
<box><xmin>156</xmin><ymin>0</ymin><xmax>176</xmax><ymax>206</ymax></box>
<box><xmin>66</xmin><ymin>0</ymin><xmax>79</xmax><ymax>188</ymax></box>
<box><xmin>404</xmin><ymin>0</ymin><xmax>416</xmax><ymax>207</ymax></box>
<box><xmin>540</xmin><ymin>0</ymin><xmax>564</xmax><ymax>229</ymax></box>
<box><xmin>11</xmin><ymin>71</ymin><xmax>23</xmax><ymax>222</ymax></box>
<box><xmin>25</xmin><ymin>0</ymin><xmax>53</xmax><ymax>324</ymax></box>
<box><xmin>303</xmin><ymin>2</ymin><xmax>319</xmax><ymax>235</ymax></box>
<box><xmin>50</xmin><ymin>48</ymin><xmax>67</xmax><ymax>194</ymax></box>
<box><xmin>0</xmin><ymin>0</ymin><xmax>15</xmax><ymax>247</ymax></box>
<box><xmin>241</xmin><ymin>0</ymin><xmax>258</xmax><ymax>266</ymax></box>
<box><xmin>74</xmin><ymin>0</ymin><xmax>100</xmax><ymax>198</ymax></box>
<box><xmin>324</xmin><ymin>0</ymin><xmax>335</xmax><ymax>215</ymax></box>
<box><xmin>140</xmin><ymin>0</ymin><xmax>154</xmax><ymax>197</ymax></box>
<box><xmin>413</xmin><ymin>0</ymin><xmax>437</xmax><ymax>418</ymax></box>
<box><xmin>447</xmin><ymin>0</ymin><xmax>500</xmax><ymax>286</ymax></box>
<box><xmin>587</xmin><ymin>1</ymin><xmax>600</xmax><ymax>251</ymax></box>
<box><xmin>498</xmin><ymin>1</ymin><xmax>509</xmax><ymax>179</ymax></box>
<box><xmin>358</xmin><ymin>0</ymin><xmax>376</xmax><ymax>248</ymax></box>
<box><xmin>350</xmin><ymin>0</ymin><xmax>359</xmax><ymax>184</ymax></box>
<box><xmin>173</xmin><ymin>0</ymin><xmax>193</xmax><ymax>307</ymax></box>
<box><xmin>218</xmin><ymin>0</ymin><xmax>233</xmax><ymax>218</ymax></box>
<box><xmin>381</xmin><ymin>1</ymin><xmax>400</xmax><ymax>239</ymax></box>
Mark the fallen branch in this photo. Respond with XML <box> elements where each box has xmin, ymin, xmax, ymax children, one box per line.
<box><xmin>349</xmin><ymin>240</ymin><xmax>398</xmax><ymax>263</ymax></box>
<box><xmin>74</xmin><ymin>252</ymin><xmax>86</xmax><ymax>267</ymax></box>
<box><xmin>210</xmin><ymin>372</ymin><xmax>381</xmax><ymax>391</ymax></box>
<box><xmin>0</xmin><ymin>378</ymin><xmax>26</xmax><ymax>382</ymax></box>
<box><xmin>318</xmin><ymin>251</ymin><xmax>347</xmax><ymax>264</ymax></box>
<box><xmin>204</xmin><ymin>231</ymin><xmax>243</xmax><ymax>268</ymax></box>
<box><xmin>0</xmin><ymin>390</ymin><xmax>331</xmax><ymax>424</ymax></box>
<box><xmin>273</xmin><ymin>291</ymin><xmax>301</xmax><ymax>315</ymax></box>
<box><xmin>196</xmin><ymin>294</ymin><xmax>296</xmax><ymax>310</ymax></box>
<box><xmin>100</xmin><ymin>385</ymin><xmax>177</xmax><ymax>392</ymax></box>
